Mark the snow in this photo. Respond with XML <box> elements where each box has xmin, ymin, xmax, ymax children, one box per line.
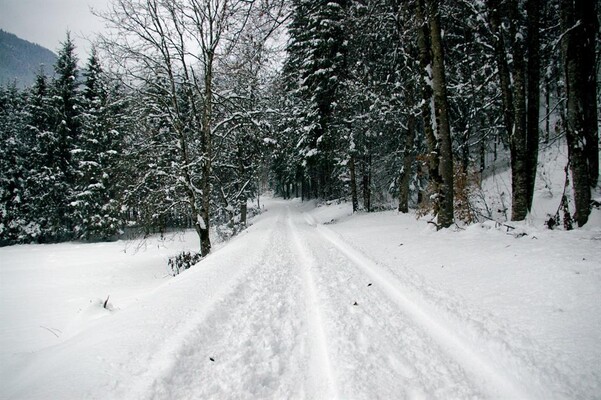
<box><xmin>1</xmin><ymin>155</ymin><xmax>600</xmax><ymax>398</ymax></box>
<box><xmin>310</xmin><ymin>204</ymin><xmax>600</xmax><ymax>398</ymax></box>
<box><xmin>305</xmin><ymin>148</ymin><xmax>318</xmax><ymax>158</ymax></box>
<box><xmin>197</xmin><ymin>214</ymin><xmax>206</xmax><ymax>230</ymax></box>
<box><xmin>0</xmin><ymin>231</ymin><xmax>199</xmax><ymax>355</ymax></box>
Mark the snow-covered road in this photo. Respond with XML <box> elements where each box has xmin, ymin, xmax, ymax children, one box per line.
<box><xmin>2</xmin><ymin>198</ymin><xmax>599</xmax><ymax>399</ymax></box>
<box><xmin>130</xmin><ymin>200</ymin><xmax>523</xmax><ymax>399</ymax></box>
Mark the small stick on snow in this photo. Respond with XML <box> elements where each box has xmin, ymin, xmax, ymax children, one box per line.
<box><xmin>40</xmin><ymin>325</ymin><xmax>60</xmax><ymax>338</ymax></box>
<box><xmin>103</xmin><ymin>295</ymin><xmax>110</xmax><ymax>309</ymax></box>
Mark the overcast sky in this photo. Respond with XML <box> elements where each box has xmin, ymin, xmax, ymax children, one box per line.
<box><xmin>1</xmin><ymin>0</ymin><xmax>110</xmax><ymax>59</ymax></box>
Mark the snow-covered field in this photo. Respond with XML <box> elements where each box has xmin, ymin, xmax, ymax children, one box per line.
<box><xmin>1</xmin><ymin>152</ymin><xmax>600</xmax><ymax>399</ymax></box>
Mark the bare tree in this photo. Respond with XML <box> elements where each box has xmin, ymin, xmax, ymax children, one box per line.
<box><xmin>97</xmin><ymin>0</ymin><xmax>284</xmax><ymax>254</ymax></box>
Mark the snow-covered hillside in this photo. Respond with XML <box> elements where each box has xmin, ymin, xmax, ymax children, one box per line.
<box><xmin>1</xmin><ymin>147</ymin><xmax>600</xmax><ymax>399</ymax></box>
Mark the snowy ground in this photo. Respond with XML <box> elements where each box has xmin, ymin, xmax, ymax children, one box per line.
<box><xmin>1</xmin><ymin>192</ymin><xmax>600</xmax><ymax>399</ymax></box>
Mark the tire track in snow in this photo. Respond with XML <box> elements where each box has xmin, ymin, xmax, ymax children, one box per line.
<box><xmin>304</xmin><ymin>212</ymin><xmax>590</xmax><ymax>399</ymax></box>
<box><xmin>293</xmin><ymin>210</ymin><xmax>480</xmax><ymax>398</ymax></box>
<box><xmin>126</xmin><ymin>211</ymin><xmax>292</xmax><ymax>399</ymax></box>
<box><xmin>133</xmin><ymin>202</ymin><xmax>338</xmax><ymax>399</ymax></box>
<box><xmin>286</xmin><ymin>207</ymin><xmax>339</xmax><ymax>399</ymax></box>
<box><xmin>303</xmin><ymin>212</ymin><xmax>535</xmax><ymax>399</ymax></box>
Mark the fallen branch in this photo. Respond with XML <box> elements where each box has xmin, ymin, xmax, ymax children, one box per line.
<box><xmin>474</xmin><ymin>211</ymin><xmax>516</xmax><ymax>231</ymax></box>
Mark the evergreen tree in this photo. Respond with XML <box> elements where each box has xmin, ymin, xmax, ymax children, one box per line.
<box><xmin>282</xmin><ymin>0</ymin><xmax>349</xmax><ymax>199</ymax></box>
<box><xmin>45</xmin><ymin>32</ymin><xmax>82</xmax><ymax>240</ymax></box>
<box><xmin>340</xmin><ymin>0</ymin><xmax>410</xmax><ymax>212</ymax></box>
<box><xmin>23</xmin><ymin>70</ymin><xmax>57</xmax><ymax>242</ymax></box>
<box><xmin>119</xmin><ymin>76</ymin><xmax>196</xmax><ymax>237</ymax></box>
<box><xmin>72</xmin><ymin>49</ymin><xmax>122</xmax><ymax>240</ymax></box>
<box><xmin>0</xmin><ymin>83</ymin><xmax>29</xmax><ymax>244</ymax></box>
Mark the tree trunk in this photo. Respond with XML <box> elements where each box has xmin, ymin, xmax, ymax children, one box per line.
<box><xmin>544</xmin><ymin>73</ymin><xmax>551</xmax><ymax>143</ymax></box>
<box><xmin>427</xmin><ymin>0</ymin><xmax>454</xmax><ymax>228</ymax></box>
<box><xmin>349</xmin><ymin>153</ymin><xmax>358</xmax><ymax>212</ymax></box>
<box><xmin>507</xmin><ymin>0</ymin><xmax>529</xmax><ymax>221</ymax></box>
<box><xmin>362</xmin><ymin>154</ymin><xmax>371</xmax><ymax>212</ymax></box>
<box><xmin>579</xmin><ymin>1</ymin><xmax>599</xmax><ymax>188</ymax></box>
<box><xmin>488</xmin><ymin>0</ymin><xmax>533</xmax><ymax>221</ymax></box>
<box><xmin>240</xmin><ymin>199</ymin><xmax>247</xmax><ymax>226</ymax></box>
<box><xmin>560</xmin><ymin>0</ymin><xmax>599</xmax><ymax>226</ymax></box>
<box><xmin>488</xmin><ymin>0</ymin><xmax>514</xmax><ymax>146</ymax></box>
<box><xmin>526</xmin><ymin>0</ymin><xmax>541</xmax><ymax>211</ymax></box>
<box><xmin>399</xmin><ymin>111</ymin><xmax>416</xmax><ymax>213</ymax></box>
<box><xmin>200</xmin><ymin>54</ymin><xmax>213</xmax><ymax>256</ymax></box>
<box><xmin>416</xmin><ymin>0</ymin><xmax>441</xmax><ymax>217</ymax></box>
<box><xmin>311</xmin><ymin>171</ymin><xmax>319</xmax><ymax>199</ymax></box>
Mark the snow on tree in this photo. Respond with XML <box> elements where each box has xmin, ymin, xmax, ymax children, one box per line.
<box><xmin>97</xmin><ymin>0</ymin><xmax>286</xmax><ymax>254</ymax></box>
<box><xmin>281</xmin><ymin>0</ymin><xmax>349</xmax><ymax>200</ymax></box>
<box><xmin>0</xmin><ymin>83</ymin><xmax>30</xmax><ymax>244</ymax></box>
<box><xmin>71</xmin><ymin>49</ymin><xmax>123</xmax><ymax>240</ymax></box>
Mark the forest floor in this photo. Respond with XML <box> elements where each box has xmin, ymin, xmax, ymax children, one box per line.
<box><xmin>1</xmin><ymin>195</ymin><xmax>600</xmax><ymax>399</ymax></box>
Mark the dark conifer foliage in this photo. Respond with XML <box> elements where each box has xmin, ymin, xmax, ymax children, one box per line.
<box><xmin>281</xmin><ymin>0</ymin><xmax>349</xmax><ymax>200</ymax></box>
<box><xmin>71</xmin><ymin>49</ymin><xmax>123</xmax><ymax>240</ymax></box>
<box><xmin>48</xmin><ymin>33</ymin><xmax>81</xmax><ymax>240</ymax></box>
<box><xmin>0</xmin><ymin>34</ymin><xmax>126</xmax><ymax>244</ymax></box>
<box><xmin>0</xmin><ymin>84</ymin><xmax>29</xmax><ymax>244</ymax></box>
<box><xmin>26</xmin><ymin>70</ymin><xmax>63</xmax><ymax>242</ymax></box>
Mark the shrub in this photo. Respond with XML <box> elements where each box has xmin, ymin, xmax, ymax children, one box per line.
<box><xmin>168</xmin><ymin>251</ymin><xmax>201</xmax><ymax>276</ymax></box>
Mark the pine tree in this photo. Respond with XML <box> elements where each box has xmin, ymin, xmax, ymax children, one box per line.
<box><xmin>23</xmin><ymin>70</ymin><xmax>56</xmax><ymax>242</ymax></box>
<box><xmin>46</xmin><ymin>32</ymin><xmax>82</xmax><ymax>240</ymax></box>
<box><xmin>72</xmin><ymin>49</ymin><xmax>122</xmax><ymax>240</ymax></box>
<box><xmin>282</xmin><ymin>0</ymin><xmax>349</xmax><ymax>199</ymax></box>
<box><xmin>0</xmin><ymin>83</ymin><xmax>29</xmax><ymax>244</ymax></box>
<box><xmin>340</xmin><ymin>0</ymin><xmax>410</xmax><ymax>212</ymax></box>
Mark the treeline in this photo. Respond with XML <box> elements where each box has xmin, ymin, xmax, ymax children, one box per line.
<box><xmin>0</xmin><ymin>35</ymin><xmax>125</xmax><ymax>244</ymax></box>
<box><xmin>1</xmin><ymin>0</ymin><xmax>599</xmax><ymax>251</ymax></box>
<box><xmin>1</xmin><ymin>1</ymin><xmax>286</xmax><ymax>252</ymax></box>
<box><xmin>271</xmin><ymin>0</ymin><xmax>599</xmax><ymax>228</ymax></box>
<box><xmin>0</xmin><ymin>28</ymin><xmax>271</xmax><ymax>248</ymax></box>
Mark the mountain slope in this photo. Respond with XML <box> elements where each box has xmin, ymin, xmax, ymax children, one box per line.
<box><xmin>0</xmin><ymin>30</ymin><xmax>57</xmax><ymax>88</ymax></box>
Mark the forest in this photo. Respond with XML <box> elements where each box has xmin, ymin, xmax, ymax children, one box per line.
<box><xmin>0</xmin><ymin>0</ymin><xmax>599</xmax><ymax>253</ymax></box>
